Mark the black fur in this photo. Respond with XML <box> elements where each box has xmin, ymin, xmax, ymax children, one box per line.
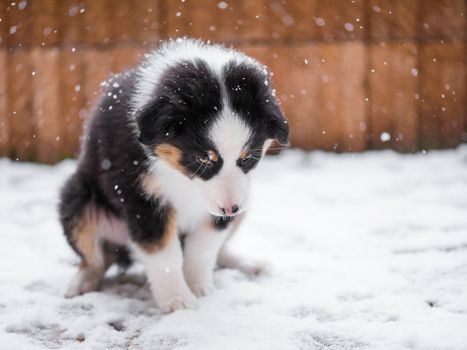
<box><xmin>211</xmin><ymin>215</ymin><xmax>235</xmax><ymax>230</ymax></box>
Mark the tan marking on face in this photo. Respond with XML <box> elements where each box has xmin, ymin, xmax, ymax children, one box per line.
<box><xmin>73</xmin><ymin>207</ymin><xmax>101</xmax><ymax>268</ymax></box>
<box><xmin>154</xmin><ymin>144</ymin><xmax>186</xmax><ymax>174</ymax></box>
<box><xmin>239</xmin><ymin>149</ymin><xmax>250</xmax><ymax>160</ymax></box>
<box><xmin>139</xmin><ymin>207</ymin><xmax>177</xmax><ymax>254</ymax></box>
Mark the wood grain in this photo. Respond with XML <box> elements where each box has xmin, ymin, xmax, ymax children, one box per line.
<box><xmin>0</xmin><ymin>0</ymin><xmax>465</xmax><ymax>162</ymax></box>
<box><xmin>420</xmin><ymin>0</ymin><xmax>465</xmax><ymax>41</ymax></box>
<box><xmin>369</xmin><ymin>43</ymin><xmax>418</xmax><ymax>151</ymax></box>
<box><xmin>243</xmin><ymin>42</ymin><xmax>366</xmax><ymax>151</ymax></box>
<box><xmin>59</xmin><ymin>50</ymin><xmax>85</xmax><ymax>158</ymax></box>
<box><xmin>7</xmin><ymin>51</ymin><xmax>36</xmax><ymax>160</ymax></box>
<box><xmin>31</xmin><ymin>0</ymin><xmax>59</xmax><ymax>47</ymax></box>
<box><xmin>31</xmin><ymin>48</ymin><xmax>61</xmax><ymax>163</ymax></box>
<box><xmin>370</xmin><ymin>0</ymin><xmax>418</xmax><ymax>40</ymax></box>
<box><xmin>0</xmin><ymin>50</ymin><xmax>7</xmax><ymax>155</ymax></box>
<box><xmin>419</xmin><ymin>43</ymin><xmax>466</xmax><ymax>149</ymax></box>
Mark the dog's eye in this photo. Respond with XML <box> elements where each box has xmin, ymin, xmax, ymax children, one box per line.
<box><xmin>197</xmin><ymin>156</ymin><xmax>211</xmax><ymax>165</ymax></box>
<box><xmin>239</xmin><ymin>151</ymin><xmax>252</xmax><ymax>161</ymax></box>
<box><xmin>238</xmin><ymin>152</ymin><xmax>253</xmax><ymax>165</ymax></box>
<box><xmin>197</xmin><ymin>150</ymin><xmax>218</xmax><ymax>165</ymax></box>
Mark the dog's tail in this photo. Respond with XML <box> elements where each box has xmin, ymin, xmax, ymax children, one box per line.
<box><xmin>59</xmin><ymin>171</ymin><xmax>94</xmax><ymax>259</ymax></box>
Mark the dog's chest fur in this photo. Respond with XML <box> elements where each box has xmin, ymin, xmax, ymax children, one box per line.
<box><xmin>143</xmin><ymin>160</ymin><xmax>210</xmax><ymax>234</ymax></box>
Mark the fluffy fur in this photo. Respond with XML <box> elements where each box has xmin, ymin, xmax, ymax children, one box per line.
<box><xmin>59</xmin><ymin>38</ymin><xmax>289</xmax><ymax>313</ymax></box>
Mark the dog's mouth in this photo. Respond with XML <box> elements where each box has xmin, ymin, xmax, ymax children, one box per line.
<box><xmin>219</xmin><ymin>212</ymin><xmax>239</xmax><ymax>218</ymax></box>
<box><xmin>209</xmin><ymin>208</ymin><xmax>245</xmax><ymax>218</ymax></box>
<box><xmin>210</xmin><ymin>212</ymin><xmax>238</xmax><ymax>218</ymax></box>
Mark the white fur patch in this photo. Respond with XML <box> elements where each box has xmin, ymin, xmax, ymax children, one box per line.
<box><xmin>146</xmin><ymin>159</ymin><xmax>209</xmax><ymax>233</ymax></box>
<box><xmin>209</xmin><ymin>109</ymin><xmax>252</xmax><ymax>159</ymax></box>
<box><xmin>183</xmin><ymin>223</ymin><xmax>230</xmax><ymax>297</ymax></box>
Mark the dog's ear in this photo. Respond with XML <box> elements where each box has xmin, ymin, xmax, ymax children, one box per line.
<box><xmin>266</xmin><ymin>104</ymin><xmax>289</xmax><ymax>146</ymax></box>
<box><xmin>135</xmin><ymin>98</ymin><xmax>178</xmax><ymax>146</ymax></box>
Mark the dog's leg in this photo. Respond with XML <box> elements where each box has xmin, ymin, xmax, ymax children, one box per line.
<box><xmin>217</xmin><ymin>246</ymin><xmax>267</xmax><ymax>276</ymax></box>
<box><xmin>135</xmin><ymin>235</ymin><xmax>197</xmax><ymax>313</ymax></box>
<box><xmin>183</xmin><ymin>220</ymin><xmax>230</xmax><ymax>297</ymax></box>
<box><xmin>129</xmin><ymin>202</ymin><xmax>196</xmax><ymax>313</ymax></box>
<box><xmin>60</xmin><ymin>174</ymin><xmax>108</xmax><ymax>297</ymax></box>
<box><xmin>66</xmin><ymin>263</ymin><xmax>106</xmax><ymax>298</ymax></box>
<box><xmin>65</xmin><ymin>207</ymin><xmax>107</xmax><ymax>297</ymax></box>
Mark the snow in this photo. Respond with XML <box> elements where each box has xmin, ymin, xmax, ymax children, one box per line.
<box><xmin>1</xmin><ymin>147</ymin><xmax>467</xmax><ymax>349</ymax></box>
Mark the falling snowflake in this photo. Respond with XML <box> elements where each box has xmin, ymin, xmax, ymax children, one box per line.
<box><xmin>217</xmin><ymin>1</ymin><xmax>228</xmax><ymax>10</ymax></box>
<box><xmin>380</xmin><ymin>132</ymin><xmax>391</xmax><ymax>142</ymax></box>
<box><xmin>315</xmin><ymin>17</ymin><xmax>326</xmax><ymax>26</ymax></box>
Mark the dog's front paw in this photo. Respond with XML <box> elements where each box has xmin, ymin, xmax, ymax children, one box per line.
<box><xmin>238</xmin><ymin>260</ymin><xmax>270</xmax><ymax>276</ymax></box>
<box><xmin>189</xmin><ymin>281</ymin><xmax>215</xmax><ymax>297</ymax></box>
<box><xmin>218</xmin><ymin>250</ymin><xmax>271</xmax><ymax>276</ymax></box>
<box><xmin>158</xmin><ymin>292</ymin><xmax>198</xmax><ymax>313</ymax></box>
<box><xmin>65</xmin><ymin>269</ymin><xmax>102</xmax><ymax>298</ymax></box>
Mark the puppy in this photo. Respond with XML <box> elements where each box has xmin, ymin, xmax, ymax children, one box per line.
<box><xmin>59</xmin><ymin>38</ymin><xmax>289</xmax><ymax>312</ymax></box>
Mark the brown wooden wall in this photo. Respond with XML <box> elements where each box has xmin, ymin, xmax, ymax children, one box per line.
<box><xmin>0</xmin><ymin>0</ymin><xmax>466</xmax><ymax>163</ymax></box>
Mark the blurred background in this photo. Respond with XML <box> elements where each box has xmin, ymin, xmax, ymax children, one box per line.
<box><xmin>0</xmin><ymin>0</ymin><xmax>465</xmax><ymax>163</ymax></box>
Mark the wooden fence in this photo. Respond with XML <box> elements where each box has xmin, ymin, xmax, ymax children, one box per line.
<box><xmin>0</xmin><ymin>0</ymin><xmax>466</xmax><ymax>163</ymax></box>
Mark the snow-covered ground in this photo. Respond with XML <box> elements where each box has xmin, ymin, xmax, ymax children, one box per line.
<box><xmin>1</xmin><ymin>147</ymin><xmax>467</xmax><ymax>350</ymax></box>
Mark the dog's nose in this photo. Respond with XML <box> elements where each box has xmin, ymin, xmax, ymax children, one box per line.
<box><xmin>220</xmin><ymin>205</ymin><xmax>239</xmax><ymax>216</ymax></box>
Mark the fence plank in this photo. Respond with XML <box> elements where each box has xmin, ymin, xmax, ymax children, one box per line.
<box><xmin>266</xmin><ymin>1</ymin><xmax>314</xmax><ymax>40</ymax></box>
<box><xmin>132</xmin><ymin>0</ymin><xmax>161</xmax><ymax>43</ymax></box>
<box><xmin>31</xmin><ymin>49</ymin><xmax>61</xmax><ymax>163</ymax></box>
<box><xmin>308</xmin><ymin>0</ymin><xmax>366</xmax><ymax>41</ymax></box>
<box><xmin>83</xmin><ymin>0</ymin><xmax>111</xmax><ymax>45</ymax></box>
<box><xmin>238</xmin><ymin>0</ymin><xmax>271</xmax><ymax>40</ymax></box>
<box><xmin>167</xmin><ymin>0</ymin><xmax>366</xmax><ymax>43</ymax></box>
<box><xmin>111</xmin><ymin>0</ymin><xmax>161</xmax><ymax>44</ymax></box>
<box><xmin>420</xmin><ymin>0</ymin><xmax>465</xmax><ymax>41</ymax></box>
<box><xmin>419</xmin><ymin>43</ymin><xmax>466</xmax><ymax>149</ymax></box>
<box><xmin>369</xmin><ymin>43</ymin><xmax>418</xmax><ymax>151</ymax></box>
<box><xmin>166</xmin><ymin>0</ymin><xmax>240</xmax><ymax>42</ymax></box>
<box><xmin>108</xmin><ymin>47</ymin><xmax>145</xmax><ymax>73</ymax></box>
<box><xmin>111</xmin><ymin>1</ymin><xmax>135</xmax><ymax>44</ymax></box>
<box><xmin>0</xmin><ymin>50</ymin><xmax>7</xmax><ymax>156</ymax></box>
<box><xmin>59</xmin><ymin>50</ymin><xmax>85</xmax><ymax>158</ymax></box>
<box><xmin>320</xmin><ymin>42</ymin><xmax>367</xmax><ymax>151</ymax></box>
<box><xmin>82</xmin><ymin>50</ymin><xmax>112</xmax><ymax>120</ymax></box>
<box><xmin>31</xmin><ymin>0</ymin><xmax>59</xmax><ymax>47</ymax></box>
<box><xmin>0</xmin><ymin>2</ymin><xmax>6</xmax><ymax>47</ymax></box>
<box><xmin>242</xmin><ymin>45</ymin><xmax>321</xmax><ymax>150</ymax></box>
<box><xmin>7</xmin><ymin>51</ymin><xmax>36</xmax><ymax>160</ymax></box>
<box><xmin>4</xmin><ymin>0</ymin><xmax>33</xmax><ymax>48</ymax></box>
<box><xmin>243</xmin><ymin>43</ymin><xmax>366</xmax><ymax>151</ymax></box>
<box><xmin>58</xmin><ymin>0</ymin><xmax>85</xmax><ymax>45</ymax></box>
<box><xmin>369</xmin><ymin>0</ymin><xmax>418</xmax><ymax>40</ymax></box>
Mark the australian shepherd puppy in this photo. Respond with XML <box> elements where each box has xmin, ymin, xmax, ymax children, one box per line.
<box><xmin>59</xmin><ymin>38</ymin><xmax>289</xmax><ymax>313</ymax></box>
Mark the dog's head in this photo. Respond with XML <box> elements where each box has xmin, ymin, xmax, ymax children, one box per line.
<box><xmin>136</xmin><ymin>57</ymin><xmax>288</xmax><ymax>217</ymax></box>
